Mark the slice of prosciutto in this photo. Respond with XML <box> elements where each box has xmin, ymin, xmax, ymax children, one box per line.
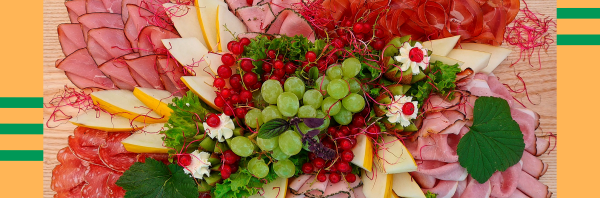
<box><xmin>87</xmin><ymin>28</ymin><xmax>133</xmax><ymax>65</ymax></box>
<box><xmin>157</xmin><ymin>57</ymin><xmax>188</xmax><ymax>96</ymax></box>
<box><xmin>137</xmin><ymin>26</ymin><xmax>180</xmax><ymax>56</ymax></box>
<box><xmin>125</xmin><ymin>55</ymin><xmax>164</xmax><ymax>89</ymax></box>
<box><xmin>98</xmin><ymin>133</ymin><xmax>138</xmax><ymax>172</ymax></box>
<box><xmin>57</xmin><ymin>23</ymin><xmax>86</xmax><ymax>56</ymax></box>
<box><xmin>78</xmin><ymin>13</ymin><xmax>125</xmax><ymax>41</ymax></box>
<box><xmin>65</xmin><ymin>0</ymin><xmax>86</xmax><ymax>23</ymax></box>
<box><xmin>99</xmin><ymin>53</ymin><xmax>140</xmax><ymax>90</ymax></box>
<box><xmin>56</xmin><ymin>48</ymin><xmax>115</xmax><ymax>90</ymax></box>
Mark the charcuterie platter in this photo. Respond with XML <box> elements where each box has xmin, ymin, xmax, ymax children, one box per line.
<box><xmin>43</xmin><ymin>0</ymin><xmax>557</xmax><ymax>197</ymax></box>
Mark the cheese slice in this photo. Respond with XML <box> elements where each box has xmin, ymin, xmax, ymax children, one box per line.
<box><xmin>248</xmin><ymin>177</ymin><xmax>288</xmax><ymax>198</ymax></box>
<box><xmin>161</xmin><ymin>37</ymin><xmax>212</xmax><ymax>75</ymax></box>
<box><xmin>69</xmin><ymin>110</ymin><xmax>147</xmax><ymax>132</ymax></box>
<box><xmin>350</xmin><ymin>134</ymin><xmax>373</xmax><ymax>172</ymax></box>
<box><xmin>421</xmin><ymin>35</ymin><xmax>461</xmax><ymax>56</ymax></box>
<box><xmin>377</xmin><ymin>135</ymin><xmax>417</xmax><ymax>174</ymax></box>
<box><xmin>362</xmin><ymin>167</ymin><xmax>393</xmax><ymax>198</ymax></box>
<box><xmin>181</xmin><ymin>76</ymin><xmax>221</xmax><ymax>111</ymax></box>
<box><xmin>121</xmin><ymin>123</ymin><xmax>169</xmax><ymax>153</ymax></box>
<box><xmin>446</xmin><ymin>49</ymin><xmax>492</xmax><ymax>73</ymax></box>
<box><xmin>216</xmin><ymin>5</ymin><xmax>247</xmax><ymax>52</ymax></box>
<box><xmin>163</xmin><ymin>3</ymin><xmax>207</xmax><ymax>47</ymax></box>
<box><xmin>458</xmin><ymin>43</ymin><xmax>512</xmax><ymax>74</ymax></box>
<box><xmin>429</xmin><ymin>54</ymin><xmax>465</xmax><ymax>67</ymax></box>
<box><xmin>392</xmin><ymin>173</ymin><xmax>426</xmax><ymax>198</ymax></box>
<box><xmin>91</xmin><ymin>90</ymin><xmax>166</xmax><ymax>123</ymax></box>
<box><xmin>195</xmin><ymin>0</ymin><xmax>227</xmax><ymax>51</ymax></box>
<box><xmin>133</xmin><ymin>87</ymin><xmax>177</xmax><ymax>117</ymax></box>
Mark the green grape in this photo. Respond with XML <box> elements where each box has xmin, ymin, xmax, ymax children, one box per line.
<box><xmin>347</xmin><ymin>78</ymin><xmax>362</xmax><ymax>93</ymax></box>
<box><xmin>245</xmin><ymin>109</ymin><xmax>263</xmax><ymax>128</ymax></box>
<box><xmin>327</xmin><ymin>79</ymin><xmax>349</xmax><ymax>99</ymax></box>
<box><xmin>257</xmin><ymin>137</ymin><xmax>279</xmax><ymax>151</ymax></box>
<box><xmin>261</xmin><ymin>80</ymin><xmax>283</xmax><ymax>104</ymax></box>
<box><xmin>277</xmin><ymin>92</ymin><xmax>299</xmax><ymax>117</ymax></box>
<box><xmin>262</xmin><ymin>105</ymin><xmax>283</xmax><ymax>123</ymax></box>
<box><xmin>314</xmin><ymin>76</ymin><xmax>330</xmax><ymax>95</ymax></box>
<box><xmin>230</xmin><ymin>136</ymin><xmax>254</xmax><ymax>157</ymax></box>
<box><xmin>342</xmin><ymin>93</ymin><xmax>365</xmax><ymax>113</ymax></box>
<box><xmin>273</xmin><ymin>159</ymin><xmax>296</xmax><ymax>178</ymax></box>
<box><xmin>333</xmin><ymin>106</ymin><xmax>353</xmax><ymax>125</ymax></box>
<box><xmin>248</xmin><ymin>157</ymin><xmax>269</xmax><ymax>178</ymax></box>
<box><xmin>321</xmin><ymin>97</ymin><xmax>341</xmax><ymax>116</ymax></box>
<box><xmin>342</xmin><ymin>58</ymin><xmax>361</xmax><ymax>78</ymax></box>
<box><xmin>302</xmin><ymin>89</ymin><xmax>323</xmax><ymax>109</ymax></box>
<box><xmin>298</xmin><ymin>105</ymin><xmax>316</xmax><ymax>118</ymax></box>
<box><xmin>271</xmin><ymin>147</ymin><xmax>290</xmax><ymax>160</ymax></box>
<box><xmin>278</xmin><ymin>130</ymin><xmax>302</xmax><ymax>156</ymax></box>
<box><xmin>326</xmin><ymin>65</ymin><xmax>343</xmax><ymax>80</ymax></box>
<box><xmin>284</xmin><ymin>77</ymin><xmax>306</xmax><ymax>99</ymax></box>
<box><xmin>315</xmin><ymin>110</ymin><xmax>330</xmax><ymax>131</ymax></box>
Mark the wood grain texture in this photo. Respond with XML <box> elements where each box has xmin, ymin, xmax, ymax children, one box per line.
<box><xmin>42</xmin><ymin>0</ymin><xmax>558</xmax><ymax>197</ymax></box>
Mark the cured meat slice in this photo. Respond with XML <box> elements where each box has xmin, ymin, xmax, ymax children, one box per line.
<box><xmin>98</xmin><ymin>133</ymin><xmax>138</xmax><ymax>172</ymax></box>
<box><xmin>86</xmin><ymin>0</ymin><xmax>109</xmax><ymax>13</ymax></box>
<box><xmin>323</xmin><ymin>179</ymin><xmax>352</xmax><ymax>197</ymax></box>
<box><xmin>461</xmin><ymin>176</ymin><xmax>491</xmax><ymax>198</ymax></box>
<box><xmin>410</xmin><ymin>172</ymin><xmax>437</xmax><ymax>189</ymax></box>
<box><xmin>99</xmin><ymin>53</ymin><xmax>140</xmax><ymax>90</ymax></box>
<box><xmin>236</xmin><ymin>4</ymin><xmax>271</xmax><ymax>32</ymax></box>
<box><xmin>521</xmin><ymin>152</ymin><xmax>547</xmax><ymax>179</ymax></box>
<box><xmin>57</xmin><ymin>48</ymin><xmax>115</xmax><ymax>90</ymax></box>
<box><xmin>225</xmin><ymin>0</ymin><xmax>250</xmax><ymax>13</ymax></box>
<box><xmin>406</xmin><ymin>134</ymin><xmax>458</xmax><ymax>163</ymax></box>
<box><xmin>157</xmin><ymin>57</ymin><xmax>188</xmax><ymax>96</ymax></box>
<box><xmin>269</xmin><ymin>0</ymin><xmax>302</xmax><ymax>14</ymax></box>
<box><xmin>79</xmin><ymin>13</ymin><xmax>125</xmax><ymax>41</ymax></box>
<box><xmin>422</xmin><ymin>180</ymin><xmax>458</xmax><ymax>198</ymax></box>
<box><xmin>511</xmin><ymin>108</ymin><xmax>537</xmax><ymax>152</ymax></box>
<box><xmin>87</xmin><ymin>28</ymin><xmax>133</xmax><ymax>65</ymax></box>
<box><xmin>137</xmin><ymin>26</ymin><xmax>180</xmax><ymax>56</ymax></box>
<box><xmin>58</xmin><ymin>23</ymin><xmax>86</xmax><ymax>56</ymax></box>
<box><xmin>121</xmin><ymin>0</ymin><xmax>170</xmax><ymax>22</ymax></box>
<box><xmin>451</xmin><ymin>180</ymin><xmax>467</xmax><ymax>198</ymax></box>
<box><xmin>534</xmin><ymin>136</ymin><xmax>551</xmax><ymax>156</ymax></box>
<box><xmin>351</xmin><ymin>186</ymin><xmax>366</xmax><ymax>198</ymax></box>
<box><xmin>265</xmin><ymin>10</ymin><xmax>315</xmax><ymax>41</ymax></box>
<box><xmin>136</xmin><ymin>153</ymin><xmax>169</xmax><ymax>164</ymax></box>
<box><xmin>506</xmin><ymin>189</ymin><xmax>529</xmax><ymax>198</ymax></box>
<box><xmin>81</xmin><ymin>164</ymin><xmax>113</xmax><ymax>198</ymax></box>
<box><xmin>289</xmin><ymin>175</ymin><xmax>312</xmax><ymax>191</ymax></box>
<box><xmin>130</xmin><ymin>67</ymin><xmax>155</xmax><ymax>88</ymax></box>
<box><xmin>52</xmin><ymin>148</ymin><xmax>87</xmax><ymax>193</ymax></box>
<box><xmin>111</xmin><ymin>77</ymin><xmax>136</xmax><ymax>91</ymax></box>
<box><xmin>124</xmin><ymin>5</ymin><xmax>175</xmax><ymax>52</ymax></box>
<box><xmin>107</xmin><ymin>171</ymin><xmax>126</xmax><ymax>197</ymax></box>
<box><xmin>125</xmin><ymin>55</ymin><xmax>164</xmax><ymax>89</ymax></box>
<box><xmin>65</xmin><ymin>0</ymin><xmax>86</xmax><ymax>23</ymax></box>
<box><xmin>68</xmin><ymin>128</ymin><xmax>107</xmax><ymax>165</ymax></box>
<box><xmin>486</xmin><ymin>75</ymin><xmax>514</xmax><ymax>105</ymax></box>
<box><xmin>517</xmin><ymin>171</ymin><xmax>551</xmax><ymax>198</ymax></box>
<box><xmin>416</xmin><ymin>160</ymin><xmax>468</xmax><ymax>181</ymax></box>
<box><xmin>297</xmin><ymin>175</ymin><xmax>328</xmax><ymax>197</ymax></box>
<box><xmin>489</xmin><ymin>162</ymin><xmax>521</xmax><ymax>197</ymax></box>
<box><xmin>55</xmin><ymin>183</ymin><xmax>84</xmax><ymax>198</ymax></box>
<box><xmin>65</xmin><ymin>72</ymin><xmax>115</xmax><ymax>90</ymax></box>
<box><xmin>74</xmin><ymin>127</ymin><xmax>108</xmax><ymax>147</ymax></box>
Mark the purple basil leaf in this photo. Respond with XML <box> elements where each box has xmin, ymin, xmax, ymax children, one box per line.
<box><xmin>302</xmin><ymin>118</ymin><xmax>324</xmax><ymax>128</ymax></box>
<box><xmin>305</xmin><ymin>129</ymin><xmax>320</xmax><ymax>138</ymax></box>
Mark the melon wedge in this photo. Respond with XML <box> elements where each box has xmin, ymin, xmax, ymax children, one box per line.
<box><xmin>133</xmin><ymin>87</ymin><xmax>177</xmax><ymax>117</ymax></box>
<box><xmin>164</xmin><ymin>3</ymin><xmax>207</xmax><ymax>47</ymax></box>
<box><xmin>181</xmin><ymin>76</ymin><xmax>221</xmax><ymax>111</ymax></box>
<box><xmin>121</xmin><ymin>123</ymin><xmax>169</xmax><ymax>153</ymax></box>
<box><xmin>69</xmin><ymin>110</ymin><xmax>147</xmax><ymax>132</ymax></box>
<box><xmin>377</xmin><ymin>135</ymin><xmax>417</xmax><ymax>174</ymax></box>
<box><xmin>216</xmin><ymin>4</ymin><xmax>247</xmax><ymax>52</ymax></box>
<box><xmin>204</xmin><ymin>53</ymin><xmax>225</xmax><ymax>75</ymax></box>
<box><xmin>91</xmin><ymin>90</ymin><xmax>167</xmax><ymax>123</ymax></box>
<box><xmin>362</xmin><ymin>166</ymin><xmax>393</xmax><ymax>198</ymax></box>
<box><xmin>429</xmin><ymin>55</ymin><xmax>465</xmax><ymax>67</ymax></box>
<box><xmin>248</xmin><ymin>177</ymin><xmax>288</xmax><ymax>198</ymax></box>
<box><xmin>458</xmin><ymin>43</ymin><xmax>512</xmax><ymax>74</ymax></box>
<box><xmin>350</xmin><ymin>134</ymin><xmax>373</xmax><ymax>172</ymax></box>
<box><xmin>446</xmin><ymin>49</ymin><xmax>492</xmax><ymax>73</ymax></box>
<box><xmin>421</xmin><ymin>35</ymin><xmax>461</xmax><ymax>56</ymax></box>
<box><xmin>392</xmin><ymin>173</ymin><xmax>426</xmax><ymax>198</ymax></box>
<box><xmin>195</xmin><ymin>0</ymin><xmax>227</xmax><ymax>51</ymax></box>
<box><xmin>161</xmin><ymin>37</ymin><xmax>212</xmax><ymax>75</ymax></box>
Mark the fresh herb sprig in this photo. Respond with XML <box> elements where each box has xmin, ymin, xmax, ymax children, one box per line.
<box><xmin>408</xmin><ymin>61</ymin><xmax>461</xmax><ymax>107</ymax></box>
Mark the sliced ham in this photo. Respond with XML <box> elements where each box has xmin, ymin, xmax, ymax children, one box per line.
<box><xmin>489</xmin><ymin>162</ymin><xmax>521</xmax><ymax>197</ymax></box>
<box><xmin>124</xmin><ymin>5</ymin><xmax>175</xmax><ymax>53</ymax></box>
<box><xmin>269</xmin><ymin>0</ymin><xmax>302</xmax><ymax>14</ymax></box>
<box><xmin>64</xmin><ymin>72</ymin><xmax>114</xmax><ymax>90</ymax></box>
<box><xmin>535</xmin><ymin>136</ymin><xmax>551</xmax><ymax>156</ymax></box>
<box><xmin>125</xmin><ymin>55</ymin><xmax>164</xmax><ymax>89</ymax></box>
<box><xmin>486</xmin><ymin>75</ymin><xmax>514</xmax><ymax>105</ymax></box>
<box><xmin>58</xmin><ymin>23</ymin><xmax>86</xmax><ymax>56</ymax></box>
<box><xmin>416</xmin><ymin>160</ymin><xmax>468</xmax><ymax>181</ymax></box>
<box><xmin>511</xmin><ymin>108</ymin><xmax>538</xmax><ymax>153</ymax></box>
<box><xmin>57</xmin><ymin>48</ymin><xmax>115</xmax><ymax>90</ymax></box>
<box><xmin>462</xmin><ymin>79</ymin><xmax>494</xmax><ymax>97</ymax></box>
<box><xmin>266</xmin><ymin>10</ymin><xmax>315</xmax><ymax>41</ymax></box>
<box><xmin>86</xmin><ymin>0</ymin><xmax>109</xmax><ymax>13</ymax></box>
<box><xmin>87</xmin><ymin>28</ymin><xmax>133</xmax><ymax>65</ymax></box>
<box><xmin>323</xmin><ymin>180</ymin><xmax>352</xmax><ymax>197</ymax></box>
<box><xmin>290</xmin><ymin>175</ymin><xmax>312</xmax><ymax>191</ymax></box>
<box><xmin>99</xmin><ymin>53</ymin><xmax>140</xmax><ymax>90</ymax></box>
<box><xmin>79</xmin><ymin>13</ymin><xmax>125</xmax><ymax>41</ymax></box>
<box><xmin>130</xmin><ymin>67</ymin><xmax>156</xmax><ymax>88</ymax></box>
<box><xmin>297</xmin><ymin>175</ymin><xmax>328</xmax><ymax>197</ymax></box>
<box><xmin>121</xmin><ymin>0</ymin><xmax>170</xmax><ymax>23</ymax></box>
<box><xmin>452</xmin><ymin>180</ymin><xmax>468</xmax><ymax>198</ymax></box>
<box><xmin>157</xmin><ymin>57</ymin><xmax>187</xmax><ymax>96</ymax></box>
<box><xmin>422</xmin><ymin>180</ymin><xmax>459</xmax><ymax>198</ymax></box>
<box><xmin>352</xmin><ymin>186</ymin><xmax>366</xmax><ymax>198</ymax></box>
<box><xmin>517</xmin><ymin>171</ymin><xmax>551</xmax><ymax>198</ymax></box>
<box><xmin>65</xmin><ymin>0</ymin><xmax>86</xmax><ymax>23</ymax></box>
<box><xmin>236</xmin><ymin>4</ymin><xmax>271</xmax><ymax>32</ymax></box>
<box><xmin>506</xmin><ymin>190</ymin><xmax>529</xmax><ymax>198</ymax></box>
<box><xmin>51</xmin><ymin>148</ymin><xmax>87</xmax><ymax>194</ymax></box>
<box><xmin>407</xmin><ymin>134</ymin><xmax>458</xmax><ymax>163</ymax></box>
<box><xmin>461</xmin><ymin>177</ymin><xmax>491</xmax><ymax>198</ymax></box>
<box><xmin>137</xmin><ymin>26</ymin><xmax>180</xmax><ymax>56</ymax></box>
<box><xmin>410</xmin><ymin>172</ymin><xmax>437</xmax><ymax>189</ymax></box>
<box><xmin>98</xmin><ymin>133</ymin><xmax>138</xmax><ymax>172</ymax></box>
<box><xmin>521</xmin><ymin>152</ymin><xmax>547</xmax><ymax>179</ymax></box>
<box><xmin>225</xmin><ymin>0</ymin><xmax>251</xmax><ymax>13</ymax></box>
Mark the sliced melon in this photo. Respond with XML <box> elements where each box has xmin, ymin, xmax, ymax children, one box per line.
<box><xmin>421</xmin><ymin>35</ymin><xmax>461</xmax><ymax>56</ymax></box>
<box><xmin>133</xmin><ymin>87</ymin><xmax>177</xmax><ymax>117</ymax></box>
<box><xmin>248</xmin><ymin>177</ymin><xmax>287</xmax><ymax>198</ymax></box>
<box><xmin>164</xmin><ymin>3</ymin><xmax>207</xmax><ymax>47</ymax></box>
<box><xmin>362</xmin><ymin>166</ymin><xmax>393</xmax><ymax>198</ymax></box>
<box><xmin>195</xmin><ymin>0</ymin><xmax>227</xmax><ymax>51</ymax></box>
<box><xmin>446</xmin><ymin>49</ymin><xmax>492</xmax><ymax>73</ymax></box>
<box><xmin>216</xmin><ymin>5</ymin><xmax>247</xmax><ymax>52</ymax></box>
<box><xmin>458</xmin><ymin>43</ymin><xmax>512</xmax><ymax>74</ymax></box>
<box><xmin>91</xmin><ymin>90</ymin><xmax>167</xmax><ymax>123</ymax></box>
<box><xmin>350</xmin><ymin>134</ymin><xmax>373</xmax><ymax>172</ymax></box>
<box><xmin>392</xmin><ymin>173</ymin><xmax>426</xmax><ymax>198</ymax></box>
<box><xmin>69</xmin><ymin>110</ymin><xmax>147</xmax><ymax>132</ymax></box>
<box><xmin>377</xmin><ymin>135</ymin><xmax>417</xmax><ymax>174</ymax></box>
<box><xmin>121</xmin><ymin>123</ymin><xmax>169</xmax><ymax>153</ymax></box>
<box><xmin>161</xmin><ymin>37</ymin><xmax>212</xmax><ymax>75</ymax></box>
<box><xmin>204</xmin><ymin>53</ymin><xmax>225</xmax><ymax>75</ymax></box>
<box><xmin>429</xmin><ymin>54</ymin><xmax>465</xmax><ymax>67</ymax></box>
<box><xmin>181</xmin><ymin>76</ymin><xmax>221</xmax><ymax>111</ymax></box>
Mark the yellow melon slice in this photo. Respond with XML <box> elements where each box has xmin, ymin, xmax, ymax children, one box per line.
<box><xmin>350</xmin><ymin>134</ymin><xmax>373</xmax><ymax>172</ymax></box>
<box><xmin>69</xmin><ymin>110</ymin><xmax>147</xmax><ymax>132</ymax></box>
<box><xmin>133</xmin><ymin>87</ymin><xmax>177</xmax><ymax>117</ymax></box>
<box><xmin>392</xmin><ymin>173</ymin><xmax>426</xmax><ymax>198</ymax></box>
<box><xmin>377</xmin><ymin>135</ymin><xmax>417</xmax><ymax>174</ymax></box>
<box><xmin>121</xmin><ymin>123</ymin><xmax>169</xmax><ymax>153</ymax></box>
<box><xmin>180</xmin><ymin>76</ymin><xmax>221</xmax><ymax>111</ymax></box>
<box><xmin>91</xmin><ymin>90</ymin><xmax>167</xmax><ymax>123</ymax></box>
<box><xmin>163</xmin><ymin>3</ymin><xmax>207</xmax><ymax>47</ymax></box>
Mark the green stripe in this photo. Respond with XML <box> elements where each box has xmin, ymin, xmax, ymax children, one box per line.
<box><xmin>0</xmin><ymin>150</ymin><xmax>43</xmax><ymax>161</ymax></box>
<box><xmin>0</xmin><ymin>97</ymin><xmax>43</xmax><ymax>108</ymax></box>
<box><xmin>557</xmin><ymin>35</ymin><xmax>600</xmax><ymax>45</ymax></box>
<box><xmin>0</xmin><ymin>124</ymin><xmax>43</xmax><ymax>134</ymax></box>
<box><xmin>558</xmin><ymin>8</ymin><xmax>600</xmax><ymax>19</ymax></box>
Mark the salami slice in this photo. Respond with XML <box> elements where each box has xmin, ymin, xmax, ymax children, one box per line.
<box><xmin>74</xmin><ymin>127</ymin><xmax>108</xmax><ymax>147</ymax></box>
<box><xmin>82</xmin><ymin>164</ymin><xmax>113</xmax><ymax>198</ymax></box>
<box><xmin>98</xmin><ymin>133</ymin><xmax>138</xmax><ymax>172</ymax></box>
<box><xmin>137</xmin><ymin>153</ymin><xmax>169</xmax><ymax>164</ymax></box>
<box><xmin>68</xmin><ymin>135</ymin><xmax>104</xmax><ymax>165</ymax></box>
<box><xmin>54</xmin><ymin>183</ymin><xmax>84</xmax><ymax>198</ymax></box>
<box><xmin>52</xmin><ymin>148</ymin><xmax>87</xmax><ymax>193</ymax></box>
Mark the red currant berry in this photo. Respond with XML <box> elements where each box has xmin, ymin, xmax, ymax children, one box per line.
<box><xmin>402</xmin><ymin>102</ymin><xmax>415</xmax><ymax>115</ymax></box>
<box><xmin>351</xmin><ymin>115</ymin><xmax>366</xmax><ymax>127</ymax></box>
<box><xmin>217</xmin><ymin>65</ymin><xmax>232</xmax><ymax>78</ymax></box>
<box><xmin>262</xmin><ymin>62</ymin><xmax>272</xmax><ymax>72</ymax></box>
<box><xmin>230</xmin><ymin>74</ymin><xmax>242</xmax><ymax>90</ymax></box>
<box><xmin>214</xmin><ymin>96</ymin><xmax>225</xmax><ymax>107</ymax></box>
<box><xmin>213</xmin><ymin>78</ymin><xmax>226</xmax><ymax>89</ymax></box>
<box><xmin>328</xmin><ymin>161</ymin><xmax>338</xmax><ymax>172</ymax></box>
<box><xmin>273</xmin><ymin>60</ymin><xmax>284</xmax><ymax>69</ymax></box>
<box><xmin>277</xmin><ymin>54</ymin><xmax>284</xmax><ymax>60</ymax></box>
<box><xmin>221</xmin><ymin>53</ymin><xmax>236</xmax><ymax>66</ymax></box>
<box><xmin>409</xmin><ymin>47</ymin><xmax>424</xmax><ymax>62</ymax></box>
<box><xmin>375</xmin><ymin>28</ymin><xmax>385</xmax><ymax>38</ymax></box>
<box><xmin>231</xmin><ymin>94</ymin><xmax>240</xmax><ymax>104</ymax></box>
<box><xmin>362</xmin><ymin>23</ymin><xmax>372</xmax><ymax>33</ymax></box>
<box><xmin>231</xmin><ymin>42</ymin><xmax>243</xmax><ymax>55</ymax></box>
<box><xmin>317</xmin><ymin>59</ymin><xmax>327</xmax><ymax>71</ymax></box>
<box><xmin>199</xmin><ymin>192</ymin><xmax>212</xmax><ymax>198</ymax></box>
<box><xmin>269</xmin><ymin>75</ymin><xmax>280</xmax><ymax>81</ymax></box>
<box><xmin>239</xmin><ymin>37</ymin><xmax>251</xmax><ymax>47</ymax></box>
<box><xmin>221</xmin><ymin>88</ymin><xmax>232</xmax><ymax>99</ymax></box>
<box><xmin>358</xmin><ymin>106</ymin><xmax>370</xmax><ymax>116</ymax></box>
<box><xmin>206</xmin><ymin>113</ymin><xmax>221</xmax><ymax>127</ymax></box>
<box><xmin>284</xmin><ymin>62</ymin><xmax>296</xmax><ymax>74</ymax></box>
<box><xmin>339</xmin><ymin>126</ymin><xmax>350</xmax><ymax>136</ymax></box>
<box><xmin>350</xmin><ymin>127</ymin><xmax>361</xmax><ymax>135</ymax></box>
<box><xmin>243</xmin><ymin>72</ymin><xmax>258</xmax><ymax>86</ymax></box>
<box><xmin>322</xmin><ymin>140</ymin><xmax>335</xmax><ymax>150</ymax></box>
<box><xmin>353</xmin><ymin>23</ymin><xmax>364</xmax><ymax>34</ymax></box>
<box><xmin>240</xmin><ymin>90</ymin><xmax>252</xmax><ymax>102</ymax></box>
<box><xmin>341</xmin><ymin>150</ymin><xmax>354</xmax><ymax>162</ymax></box>
<box><xmin>302</xmin><ymin>162</ymin><xmax>314</xmax><ymax>174</ymax></box>
<box><xmin>267</xmin><ymin>50</ymin><xmax>277</xmax><ymax>59</ymax></box>
<box><xmin>252</xmin><ymin>82</ymin><xmax>262</xmax><ymax>90</ymax></box>
<box><xmin>227</xmin><ymin>41</ymin><xmax>237</xmax><ymax>52</ymax></box>
<box><xmin>327</xmin><ymin>127</ymin><xmax>337</xmax><ymax>135</ymax></box>
<box><xmin>224</xmin><ymin>106</ymin><xmax>234</xmax><ymax>116</ymax></box>
<box><xmin>332</xmin><ymin>38</ymin><xmax>344</xmax><ymax>48</ymax></box>
<box><xmin>329</xmin><ymin>172</ymin><xmax>341</xmax><ymax>183</ymax></box>
<box><xmin>178</xmin><ymin>154</ymin><xmax>192</xmax><ymax>166</ymax></box>
<box><xmin>343</xmin><ymin>20</ymin><xmax>352</xmax><ymax>27</ymax></box>
<box><xmin>274</xmin><ymin>69</ymin><xmax>285</xmax><ymax>78</ymax></box>
<box><xmin>221</xmin><ymin>164</ymin><xmax>232</xmax><ymax>179</ymax></box>
<box><xmin>309</xmin><ymin>152</ymin><xmax>317</xmax><ymax>160</ymax></box>
<box><xmin>366</xmin><ymin>125</ymin><xmax>381</xmax><ymax>139</ymax></box>
<box><xmin>313</xmin><ymin>158</ymin><xmax>326</xmax><ymax>169</ymax></box>
<box><xmin>306</xmin><ymin>51</ymin><xmax>317</xmax><ymax>62</ymax></box>
<box><xmin>337</xmin><ymin>162</ymin><xmax>351</xmax><ymax>173</ymax></box>
<box><xmin>240</xmin><ymin>59</ymin><xmax>254</xmax><ymax>72</ymax></box>
<box><xmin>339</xmin><ymin>139</ymin><xmax>353</xmax><ymax>150</ymax></box>
<box><xmin>317</xmin><ymin>172</ymin><xmax>327</xmax><ymax>182</ymax></box>
<box><xmin>222</xmin><ymin>150</ymin><xmax>240</xmax><ymax>164</ymax></box>
<box><xmin>345</xmin><ymin>173</ymin><xmax>357</xmax><ymax>183</ymax></box>
<box><xmin>355</xmin><ymin>33</ymin><xmax>365</xmax><ymax>41</ymax></box>
<box><xmin>235</xmin><ymin>108</ymin><xmax>247</xmax><ymax>118</ymax></box>
<box><xmin>230</xmin><ymin>164</ymin><xmax>239</xmax><ymax>174</ymax></box>
<box><xmin>372</xmin><ymin>39</ymin><xmax>385</xmax><ymax>50</ymax></box>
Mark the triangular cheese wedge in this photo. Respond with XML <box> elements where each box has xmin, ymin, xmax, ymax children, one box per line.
<box><xmin>350</xmin><ymin>134</ymin><xmax>373</xmax><ymax>172</ymax></box>
<box><xmin>69</xmin><ymin>110</ymin><xmax>147</xmax><ymax>132</ymax></box>
<box><xmin>195</xmin><ymin>0</ymin><xmax>227</xmax><ymax>51</ymax></box>
<box><xmin>216</xmin><ymin>5</ymin><xmax>247</xmax><ymax>52</ymax></box>
<box><xmin>248</xmin><ymin>177</ymin><xmax>288</xmax><ymax>198</ymax></box>
<box><xmin>362</xmin><ymin>166</ymin><xmax>393</xmax><ymax>198</ymax></box>
<box><xmin>377</xmin><ymin>135</ymin><xmax>417</xmax><ymax>174</ymax></box>
<box><xmin>161</xmin><ymin>37</ymin><xmax>212</xmax><ymax>75</ymax></box>
<box><xmin>421</xmin><ymin>35</ymin><xmax>461</xmax><ymax>56</ymax></box>
<box><xmin>392</xmin><ymin>173</ymin><xmax>426</xmax><ymax>198</ymax></box>
<box><xmin>122</xmin><ymin>123</ymin><xmax>169</xmax><ymax>153</ymax></box>
<box><xmin>429</xmin><ymin>54</ymin><xmax>465</xmax><ymax>67</ymax></box>
<box><xmin>446</xmin><ymin>49</ymin><xmax>492</xmax><ymax>73</ymax></box>
<box><xmin>181</xmin><ymin>76</ymin><xmax>221</xmax><ymax>111</ymax></box>
<box><xmin>458</xmin><ymin>43</ymin><xmax>512</xmax><ymax>74</ymax></box>
<box><xmin>133</xmin><ymin>87</ymin><xmax>177</xmax><ymax>117</ymax></box>
<box><xmin>164</xmin><ymin>3</ymin><xmax>207</xmax><ymax>47</ymax></box>
<box><xmin>91</xmin><ymin>90</ymin><xmax>167</xmax><ymax>123</ymax></box>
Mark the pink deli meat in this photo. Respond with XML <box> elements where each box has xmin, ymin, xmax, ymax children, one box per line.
<box><xmin>65</xmin><ymin>0</ymin><xmax>86</xmax><ymax>23</ymax></box>
<box><xmin>79</xmin><ymin>13</ymin><xmax>125</xmax><ymax>41</ymax></box>
<box><xmin>157</xmin><ymin>57</ymin><xmax>188</xmax><ymax>96</ymax></box>
<box><xmin>137</xmin><ymin>26</ymin><xmax>180</xmax><ymax>56</ymax></box>
<box><xmin>87</xmin><ymin>28</ymin><xmax>133</xmax><ymax>65</ymax></box>
<box><xmin>98</xmin><ymin>133</ymin><xmax>138</xmax><ymax>172</ymax></box>
<box><xmin>56</xmin><ymin>48</ymin><xmax>115</xmax><ymax>90</ymax></box>
<box><xmin>58</xmin><ymin>23</ymin><xmax>86</xmax><ymax>56</ymax></box>
<box><xmin>125</xmin><ymin>55</ymin><xmax>164</xmax><ymax>89</ymax></box>
<box><xmin>52</xmin><ymin>148</ymin><xmax>87</xmax><ymax>194</ymax></box>
<box><xmin>98</xmin><ymin>53</ymin><xmax>140</xmax><ymax>90</ymax></box>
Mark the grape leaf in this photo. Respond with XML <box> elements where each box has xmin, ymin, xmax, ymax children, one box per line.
<box><xmin>257</xmin><ymin>118</ymin><xmax>290</xmax><ymax>139</ymax></box>
<box><xmin>116</xmin><ymin>158</ymin><xmax>199</xmax><ymax>198</ymax></box>
<box><xmin>457</xmin><ymin>97</ymin><xmax>525</xmax><ymax>183</ymax></box>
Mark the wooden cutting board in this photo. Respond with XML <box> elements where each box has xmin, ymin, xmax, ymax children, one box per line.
<box><xmin>42</xmin><ymin>0</ymin><xmax>558</xmax><ymax>197</ymax></box>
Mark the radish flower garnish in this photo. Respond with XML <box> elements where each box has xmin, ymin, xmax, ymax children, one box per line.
<box><xmin>203</xmin><ymin>114</ymin><xmax>235</xmax><ymax>142</ymax></box>
<box><xmin>394</xmin><ymin>42</ymin><xmax>430</xmax><ymax>75</ymax></box>
<box><xmin>386</xmin><ymin>95</ymin><xmax>418</xmax><ymax>127</ymax></box>
<box><xmin>183</xmin><ymin>150</ymin><xmax>212</xmax><ymax>179</ymax></box>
